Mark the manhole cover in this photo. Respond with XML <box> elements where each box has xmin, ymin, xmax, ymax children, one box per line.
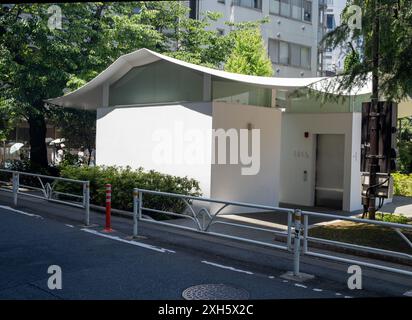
<box><xmin>182</xmin><ymin>284</ymin><xmax>249</xmax><ymax>300</ymax></box>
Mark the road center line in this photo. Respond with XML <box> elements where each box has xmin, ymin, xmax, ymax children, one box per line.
<box><xmin>80</xmin><ymin>228</ymin><xmax>175</xmax><ymax>253</ymax></box>
<box><xmin>403</xmin><ymin>290</ymin><xmax>412</xmax><ymax>297</ymax></box>
<box><xmin>0</xmin><ymin>205</ymin><xmax>43</xmax><ymax>219</ymax></box>
<box><xmin>201</xmin><ymin>260</ymin><xmax>254</xmax><ymax>275</ymax></box>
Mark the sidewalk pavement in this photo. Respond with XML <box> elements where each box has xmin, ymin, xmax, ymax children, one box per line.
<box><xmin>380</xmin><ymin>196</ymin><xmax>412</xmax><ymax>217</ymax></box>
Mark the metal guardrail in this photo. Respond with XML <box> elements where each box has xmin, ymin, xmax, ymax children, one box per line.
<box><xmin>132</xmin><ymin>188</ymin><xmax>293</xmax><ymax>252</ymax></box>
<box><xmin>131</xmin><ymin>188</ymin><xmax>412</xmax><ymax>277</ymax></box>
<box><xmin>300</xmin><ymin>209</ymin><xmax>412</xmax><ymax>277</ymax></box>
<box><xmin>0</xmin><ymin>170</ymin><xmax>410</xmax><ymax>278</ymax></box>
<box><xmin>0</xmin><ymin>169</ymin><xmax>90</xmax><ymax>225</ymax></box>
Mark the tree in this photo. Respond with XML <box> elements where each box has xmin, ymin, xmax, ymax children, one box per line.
<box><xmin>0</xmin><ymin>2</ymin><xmax>267</xmax><ymax>169</ymax></box>
<box><xmin>224</xmin><ymin>27</ymin><xmax>273</xmax><ymax>76</ymax></box>
<box><xmin>0</xmin><ymin>2</ymin><xmax>235</xmax><ymax>168</ymax></box>
<box><xmin>398</xmin><ymin>117</ymin><xmax>412</xmax><ymax>173</ymax></box>
<box><xmin>321</xmin><ymin>0</ymin><xmax>412</xmax><ymax>219</ymax></box>
<box><xmin>50</xmin><ymin>108</ymin><xmax>96</xmax><ymax>165</ymax></box>
<box><xmin>0</xmin><ymin>3</ymin><xmax>159</xmax><ymax>167</ymax></box>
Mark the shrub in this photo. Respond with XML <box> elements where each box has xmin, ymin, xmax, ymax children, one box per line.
<box><xmin>392</xmin><ymin>172</ymin><xmax>412</xmax><ymax>197</ymax></box>
<box><xmin>0</xmin><ymin>160</ymin><xmax>60</xmax><ymax>189</ymax></box>
<box><xmin>56</xmin><ymin>165</ymin><xmax>202</xmax><ymax>216</ymax></box>
<box><xmin>377</xmin><ymin>213</ymin><xmax>410</xmax><ymax>225</ymax></box>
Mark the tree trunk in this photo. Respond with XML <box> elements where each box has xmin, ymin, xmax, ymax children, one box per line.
<box><xmin>28</xmin><ymin>111</ymin><xmax>48</xmax><ymax>168</ymax></box>
<box><xmin>87</xmin><ymin>146</ymin><xmax>92</xmax><ymax>166</ymax></box>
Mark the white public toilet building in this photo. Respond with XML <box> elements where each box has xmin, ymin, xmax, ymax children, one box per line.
<box><xmin>49</xmin><ymin>48</ymin><xmax>376</xmax><ymax>212</ymax></box>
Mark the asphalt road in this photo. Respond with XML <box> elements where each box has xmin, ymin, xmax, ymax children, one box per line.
<box><xmin>0</xmin><ymin>191</ymin><xmax>411</xmax><ymax>300</ymax></box>
<box><xmin>0</xmin><ymin>205</ymin><xmax>359</xmax><ymax>300</ymax></box>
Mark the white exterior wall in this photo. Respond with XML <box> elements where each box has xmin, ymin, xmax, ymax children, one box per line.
<box><xmin>198</xmin><ymin>0</ymin><xmax>324</xmax><ymax>77</ymax></box>
<box><xmin>210</xmin><ymin>102</ymin><xmax>282</xmax><ymax>210</ymax></box>
<box><xmin>280</xmin><ymin>112</ymin><xmax>362</xmax><ymax>211</ymax></box>
<box><xmin>96</xmin><ymin>103</ymin><xmax>213</xmax><ymax>197</ymax></box>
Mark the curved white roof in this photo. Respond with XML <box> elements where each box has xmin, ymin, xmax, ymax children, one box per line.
<box><xmin>47</xmin><ymin>48</ymin><xmax>371</xmax><ymax>109</ymax></box>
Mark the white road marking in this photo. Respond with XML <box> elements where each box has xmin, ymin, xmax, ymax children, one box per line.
<box><xmin>201</xmin><ymin>260</ymin><xmax>254</xmax><ymax>275</ymax></box>
<box><xmin>313</xmin><ymin>288</ymin><xmax>323</xmax><ymax>292</ymax></box>
<box><xmin>403</xmin><ymin>290</ymin><xmax>412</xmax><ymax>297</ymax></box>
<box><xmin>65</xmin><ymin>224</ymin><xmax>74</xmax><ymax>228</ymax></box>
<box><xmin>268</xmin><ymin>276</ymin><xmax>275</xmax><ymax>279</ymax></box>
<box><xmin>282</xmin><ymin>280</ymin><xmax>289</xmax><ymax>283</ymax></box>
<box><xmin>344</xmin><ymin>296</ymin><xmax>352</xmax><ymax>299</ymax></box>
<box><xmin>335</xmin><ymin>293</ymin><xmax>342</xmax><ymax>296</ymax></box>
<box><xmin>0</xmin><ymin>205</ymin><xmax>43</xmax><ymax>219</ymax></box>
<box><xmin>80</xmin><ymin>228</ymin><xmax>175</xmax><ymax>253</ymax></box>
<box><xmin>294</xmin><ymin>283</ymin><xmax>307</xmax><ymax>289</ymax></box>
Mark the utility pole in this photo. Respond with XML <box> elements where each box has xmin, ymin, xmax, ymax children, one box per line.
<box><xmin>367</xmin><ymin>0</ymin><xmax>380</xmax><ymax>220</ymax></box>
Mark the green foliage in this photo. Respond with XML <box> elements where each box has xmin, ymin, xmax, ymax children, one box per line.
<box><xmin>50</xmin><ymin>108</ymin><xmax>96</xmax><ymax>164</ymax></box>
<box><xmin>60</xmin><ymin>152</ymin><xmax>81</xmax><ymax>167</ymax></box>
<box><xmin>321</xmin><ymin>0</ymin><xmax>412</xmax><ymax>102</ymax></box>
<box><xmin>57</xmin><ymin>165</ymin><xmax>202</xmax><ymax>215</ymax></box>
<box><xmin>0</xmin><ymin>96</ymin><xmax>19</xmax><ymax>142</ymax></box>
<box><xmin>398</xmin><ymin>141</ymin><xmax>412</xmax><ymax>173</ymax></box>
<box><xmin>1</xmin><ymin>2</ymin><xmax>270</xmax><ymax>168</ymax></box>
<box><xmin>392</xmin><ymin>172</ymin><xmax>412</xmax><ymax>196</ymax></box>
<box><xmin>6</xmin><ymin>159</ymin><xmax>60</xmax><ymax>176</ymax></box>
<box><xmin>376</xmin><ymin>212</ymin><xmax>410</xmax><ymax>224</ymax></box>
<box><xmin>398</xmin><ymin>117</ymin><xmax>412</xmax><ymax>173</ymax></box>
<box><xmin>224</xmin><ymin>27</ymin><xmax>273</xmax><ymax>76</ymax></box>
<box><xmin>343</xmin><ymin>49</ymin><xmax>360</xmax><ymax>74</ymax></box>
<box><xmin>1</xmin><ymin>159</ymin><xmax>60</xmax><ymax>189</ymax></box>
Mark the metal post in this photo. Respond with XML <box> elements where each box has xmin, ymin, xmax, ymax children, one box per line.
<box><xmin>133</xmin><ymin>188</ymin><xmax>139</xmax><ymax>238</ymax></box>
<box><xmin>303</xmin><ymin>214</ymin><xmax>308</xmax><ymax>253</ymax></box>
<box><xmin>84</xmin><ymin>181</ymin><xmax>90</xmax><ymax>226</ymax></box>
<box><xmin>287</xmin><ymin>211</ymin><xmax>292</xmax><ymax>250</ymax></box>
<box><xmin>138</xmin><ymin>191</ymin><xmax>143</xmax><ymax>220</ymax></box>
<box><xmin>12</xmin><ymin>172</ymin><xmax>19</xmax><ymax>207</ymax></box>
<box><xmin>293</xmin><ymin>209</ymin><xmax>302</xmax><ymax>276</ymax></box>
<box><xmin>104</xmin><ymin>184</ymin><xmax>112</xmax><ymax>232</ymax></box>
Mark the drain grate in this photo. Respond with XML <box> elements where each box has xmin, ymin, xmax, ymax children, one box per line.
<box><xmin>182</xmin><ymin>284</ymin><xmax>249</xmax><ymax>300</ymax></box>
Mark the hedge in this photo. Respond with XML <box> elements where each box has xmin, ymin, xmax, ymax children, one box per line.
<box><xmin>392</xmin><ymin>172</ymin><xmax>412</xmax><ymax>197</ymax></box>
<box><xmin>56</xmin><ymin>165</ymin><xmax>202</xmax><ymax>216</ymax></box>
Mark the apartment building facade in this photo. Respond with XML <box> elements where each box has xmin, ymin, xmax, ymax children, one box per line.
<box><xmin>323</xmin><ymin>0</ymin><xmax>347</xmax><ymax>75</ymax></box>
<box><xmin>189</xmin><ymin>0</ymin><xmax>328</xmax><ymax>77</ymax></box>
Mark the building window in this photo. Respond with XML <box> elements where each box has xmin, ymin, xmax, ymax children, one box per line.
<box><xmin>268</xmin><ymin>39</ymin><xmax>311</xmax><ymax>69</ymax></box>
<box><xmin>274</xmin><ymin>0</ymin><xmax>311</xmax><ymax>23</ymax></box>
<box><xmin>326</xmin><ymin>14</ymin><xmax>335</xmax><ymax>30</ymax></box>
<box><xmin>280</xmin><ymin>0</ymin><xmax>291</xmax><ymax>17</ymax></box>
<box><xmin>291</xmin><ymin>0</ymin><xmax>302</xmax><ymax>20</ymax></box>
<box><xmin>303</xmin><ymin>0</ymin><xmax>312</xmax><ymax>22</ymax></box>
<box><xmin>300</xmin><ymin>46</ymin><xmax>311</xmax><ymax>68</ymax></box>
<box><xmin>217</xmin><ymin>0</ymin><xmax>225</xmax><ymax>3</ymax></box>
<box><xmin>268</xmin><ymin>38</ymin><xmax>279</xmax><ymax>63</ymax></box>
<box><xmin>279</xmin><ymin>41</ymin><xmax>290</xmax><ymax>65</ymax></box>
<box><xmin>290</xmin><ymin>43</ymin><xmax>301</xmax><ymax>67</ymax></box>
<box><xmin>269</xmin><ymin>0</ymin><xmax>280</xmax><ymax>14</ymax></box>
<box><xmin>233</xmin><ymin>0</ymin><xmax>262</xmax><ymax>10</ymax></box>
<box><xmin>319</xmin><ymin>5</ymin><xmax>325</xmax><ymax>25</ymax></box>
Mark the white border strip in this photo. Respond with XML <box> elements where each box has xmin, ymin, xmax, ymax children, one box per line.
<box><xmin>81</xmin><ymin>228</ymin><xmax>175</xmax><ymax>253</ymax></box>
<box><xmin>201</xmin><ymin>260</ymin><xmax>254</xmax><ymax>275</ymax></box>
<box><xmin>0</xmin><ymin>205</ymin><xmax>43</xmax><ymax>219</ymax></box>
